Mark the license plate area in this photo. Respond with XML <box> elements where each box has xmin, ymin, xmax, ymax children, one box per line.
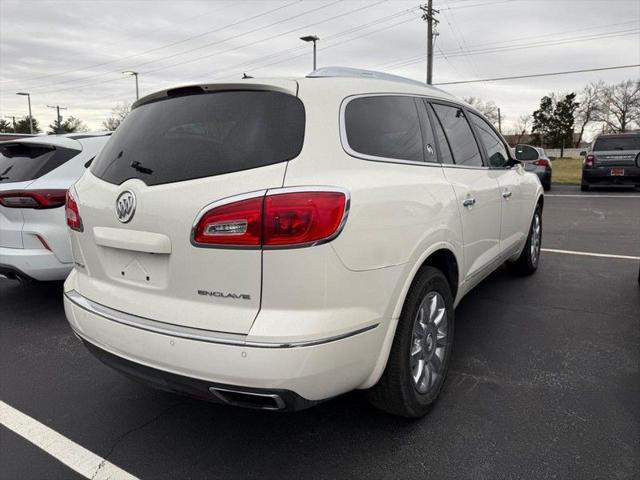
<box><xmin>99</xmin><ymin>246</ymin><xmax>170</xmax><ymax>288</ymax></box>
<box><xmin>610</xmin><ymin>168</ymin><xmax>625</xmax><ymax>176</ymax></box>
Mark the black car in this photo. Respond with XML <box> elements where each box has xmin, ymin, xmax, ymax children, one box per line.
<box><xmin>581</xmin><ymin>132</ymin><xmax>640</xmax><ymax>191</ymax></box>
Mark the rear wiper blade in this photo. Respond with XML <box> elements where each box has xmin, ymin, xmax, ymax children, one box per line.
<box><xmin>130</xmin><ymin>161</ymin><xmax>153</xmax><ymax>175</ymax></box>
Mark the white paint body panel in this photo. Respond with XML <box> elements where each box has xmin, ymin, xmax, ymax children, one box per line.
<box><xmin>63</xmin><ymin>77</ymin><xmax>543</xmax><ymax>402</ymax></box>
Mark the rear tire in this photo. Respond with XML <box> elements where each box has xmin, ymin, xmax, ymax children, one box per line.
<box><xmin>367</xmin><ymin>266</ymin><xmax>454</xmax><ymax>418</ymax></box>
<box><xmin>507</xmin><ymin>205</ymin><xmax>542</xmax><ymax>276</ymax></box>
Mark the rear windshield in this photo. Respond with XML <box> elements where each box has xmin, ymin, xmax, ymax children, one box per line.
<box><xmin>91</xmin><ymin>90</ymin><xmax>305</xmax><ymax>186</ymax></box>
<box><xmin>593</xmin><ymin>136</ymin><xmax>640</xmax><ymax>151</ymax></box>
<box><xmin>0</xmin><ymin>143</ymin><xmax>80</xmax><ymax>183</ymax></box>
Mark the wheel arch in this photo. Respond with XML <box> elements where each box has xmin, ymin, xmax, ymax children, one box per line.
<box><xmin>359</xmin><ymin>244</ymin><xmax>462</xmax><ymax>390</ymax></box>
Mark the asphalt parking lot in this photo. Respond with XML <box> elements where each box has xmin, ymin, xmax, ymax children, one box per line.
<box><xmin>1</xmin><ymin>184</ymin><xmax>639</xmax><ymax>480</ymax></box>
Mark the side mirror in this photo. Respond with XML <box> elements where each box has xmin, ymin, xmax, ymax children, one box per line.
<box><xmin>579</xmin><ymin>151</ymin><xmax>586</xmax><ymax>156</ymax></box>
<box><xmin>514</xmin><ymin>144</ymin><xmax>540</xmax><ymax>161</ymax></box>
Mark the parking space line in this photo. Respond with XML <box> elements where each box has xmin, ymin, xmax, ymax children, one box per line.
<box><xmin>0</xmin><ymin>400</ymin><xmax>138</xmax><ymax>480</ymax></box>
<box><xmin>546</xmin><ymin>194</ymin><xmax>640</xmax><ymax>198</ymax></box>
<box><xmin>541</xmin><ymin>248</ymin><xmax>640</xmax><ymax>260</ymax></box>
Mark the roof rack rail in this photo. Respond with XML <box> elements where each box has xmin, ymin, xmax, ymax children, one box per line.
<box><xmin>307</xmin><ymin>67</ymin><xmax>428</xmax><ymax>87</ymax></box>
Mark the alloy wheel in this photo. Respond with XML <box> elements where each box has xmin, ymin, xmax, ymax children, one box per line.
<box><xmin>410</xmin><ymin>291</ymin><xmax>448</xmax><ymax>394</ymax></box>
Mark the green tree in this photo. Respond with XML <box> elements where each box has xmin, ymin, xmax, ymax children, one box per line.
<box><xmin>532</xmin><ymin>93</ymin><xmax>579</xmax><ymax>151</ymax></box>
<box><xmin>15</xmin><ymin>116</ymin><xmax>41</xmax><ymax>134</ymax></box>
<box><xmin>0</xmin><ymin>119</ymin><xmax>13</xmax><ymax>133</ymax></box>
<box><xmin>49</xmin><ymin>116</ymin><xmax>88</xmax><ymax>134</ymax></box>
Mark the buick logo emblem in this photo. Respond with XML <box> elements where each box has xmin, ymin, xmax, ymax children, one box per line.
<box><xmin>115</xmin><ymin>190</ymin><xmax>136</xmax><ymax>223</ymax></box>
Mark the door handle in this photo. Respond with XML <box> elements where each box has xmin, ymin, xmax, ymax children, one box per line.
<box><xmin>462</xmin><ymin>198</ymin><xmax>476</xmax><ymax>207</ymax></box>
<box><xmin>502</xmin><ymin>190</ymin><xmax>513</xmax><ymax>199</ymax></box>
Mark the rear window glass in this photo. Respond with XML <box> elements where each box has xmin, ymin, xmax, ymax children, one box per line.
<box><xmin>344</xmin><ymin>96</ymin><xmax>423</xmax><ymax>162</ymax></box>
<box><xmin>0</xmin><ymin>143</ymin><xmax>79</xmax><ymax>183</ymax></box>
<box><xmin>593</xmin><ymin>136</ymin><xmax>640</xmax><ymax>151</ymax></box>
<box><xmin>91</xmin><ymin>91</ymin><xmax>305</xmax><ymax>186</ymax></box>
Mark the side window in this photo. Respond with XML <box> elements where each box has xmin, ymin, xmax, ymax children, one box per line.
<box><xmin>431</xmin><ymin>104</ymin><xmax>483</xmax><ymax>167</ymax></box>
<box><xmin>427</xmin><ymin>104</ymin><xmax>454</xmax><ymax>164</ymax></box>
<box><xmin>345</xmin><ymin>96</ymin><xmax>423</xmax><ymax>162</ymax></box>
<box><xmin>469</xmin><ymin>112</ymin><xmax>509</xmax><ymax>168</ymax></box>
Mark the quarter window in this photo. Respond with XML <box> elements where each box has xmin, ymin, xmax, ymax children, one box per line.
<box><xmin>431</xmin><ymin>104</ymin><xmax>483</xmax><ymax>167</ymax></box>
<box><xmin>428</xmin><ymin>104</ymin><xmax>454</xmax><ymax>164</ymax></box>
<box><xmin>345</xmin><ymin>96</ymin><xmax>423</xmax><ymax>162</ymax></box>
<box><xmin>469</xmin><ymin>112</ymin><xmax>509</xmax><ymax>168</ymax></box>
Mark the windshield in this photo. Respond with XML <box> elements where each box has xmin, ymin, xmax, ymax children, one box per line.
<box><xmin>0</xmin><ymin>143</ymin><xmax>79</xmax><ymax>183</ymax></box>
<box><xmin>593</xmin><ymin>136</ymin><xmax>640</xmax><ymax>151</ymax></box>
<box><xmin>91</xmin><ymin>90</ymin><xmax>305</xmax><ymax>186</ymax></box>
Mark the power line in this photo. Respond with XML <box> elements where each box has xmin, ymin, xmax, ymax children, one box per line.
<box><xmin>379</xmin><ymin>28</ymin><xmax>640</xmax><ymax>70</ymax></box>
<box><xmin>433</xmin><ymin>64</ymin><xmax>640</xmax><ymax>85</ymax></box>
<box><xmin>23</xmin><ymin>0</ymin><xmax>335</xmax><ymax>92</ymax></box>
<box><xmin>0</xmin><ymin>1</ymin><xmax>301</xmax><ymax>86</ymax></box>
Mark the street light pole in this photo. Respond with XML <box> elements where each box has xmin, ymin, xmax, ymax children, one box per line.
<box><xmin>122</xmin><ymin>71</ymin><xmax>139</xmax><ymax>100</ymax></box>
<box><xmin>300</xmin><ymin>35</ymin><xmax>319</xmax><ymax>71</ymax></box>
<box><xmin>16</xmin><ymin>92</ymin><xmax>33</xmax><ymax>134</ymax></box>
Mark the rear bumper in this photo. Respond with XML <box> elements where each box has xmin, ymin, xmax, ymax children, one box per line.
<box><xmin>0</xmin><ymin>246</ymin><xmax>72</xmax><ymax>281</ymax></box>
<box><xmin>64</xmin><ymin>289</ymin><xmax>386</xmax><ymax>404</ymax></box>
<box><xmin>582</xmin><ymin>166</ymin><xmax>640</xmax><ymax>186</ymax></box>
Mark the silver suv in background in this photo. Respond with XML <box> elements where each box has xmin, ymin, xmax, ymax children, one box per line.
<box><xmin>581</xmin><ymin>132</ymin><xmax>640</xmax><ymax>191</ymax></box>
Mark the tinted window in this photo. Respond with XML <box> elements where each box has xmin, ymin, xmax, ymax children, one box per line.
<box><xmin>470</xmin><ymin>113</ymin><xmax>509</xmax><ymax>167</ymax></box>
<box><xmin>593</xmin><ymin>136</ymin><xmax>640</xmax><ymax>151</ymax></box>
<box><xmin>432</xmin><ymin>104</ymin><xmax>483</xmax><ymax>167</ymax></box>
<box><xmin>345</xmin><ymin>96</ymin><xmax>423</xmax><ymax>162</ymax></box>
<box><xmin>428</xmin><ymin>104</ymin><xmax>454</xmax><ymax>164</ymax></box>
<box><xmin>0</xmin><ymin>143</ymin><xmax>79</xmax><ymax>183</ymax></box>
<box><xmin>92</xmin><ymin>91</ymin><xmax>305</xmax><ymax>186</ymax></box>
<box><xmin>514</xmin><ymin>144</ymin><xmax>539</xmax><ymax>161</ymax></box>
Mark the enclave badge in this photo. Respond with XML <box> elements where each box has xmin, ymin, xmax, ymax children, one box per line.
<box><xmin>115</xmin><ymin>190</ymin><xmax>136</xmax><ymax>223</ymax></box>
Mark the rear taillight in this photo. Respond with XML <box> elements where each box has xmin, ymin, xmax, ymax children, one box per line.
<box><xmin>192</xmin><ymin>189</ymin><xmax>348</xmax><ymax>248</ymax></box>
<box><xmin>0</xmin><ymin>189</ymin><xmax>67</xmax><ymax>209</ymax></box>
<box><xmin>584</xmin><ymin>154</ymin><xmax>595</xmax><ymax>167</ymax></box>
<box><xmin>65</xmin><ymin>189</ymin><xmax>83</xmax><ymax>232</ymax></box>
<box><xmin>193</xmin><ymin>196</ymin><xmax>263</xmax><ymax>246</ymax></box>
<box><xmin>533</xmin><ymin>159</ymin><xmax>550</xmax><ymax>167</ymax></box>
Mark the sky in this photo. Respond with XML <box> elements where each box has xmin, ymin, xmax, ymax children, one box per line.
<box><xmin>1</xmin><ymin>0</ymin><xmax>639</xmax><ymax>138</ymax></box>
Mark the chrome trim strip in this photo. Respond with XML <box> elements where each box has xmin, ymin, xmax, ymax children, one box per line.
<box><xmin>65</xmin><ymin>290</ymin><xmax>378</xmax><ymax>348</ymax></box>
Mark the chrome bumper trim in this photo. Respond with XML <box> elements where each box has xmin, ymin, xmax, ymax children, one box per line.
<box><xmin>64</xmin><ymin>290</ymin><xmax>378</xmax><ymax>349</ymax></box>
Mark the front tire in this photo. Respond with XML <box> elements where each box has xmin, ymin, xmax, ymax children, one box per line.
<box><xmin>367</xmin><ymin>266</ymin><xmax>454</xmax><ymax>418</ymax></box>
<box><xmin>507</xmin><ymin>205</ymin><xmax>542</xmax><ymax>276</ymax></box>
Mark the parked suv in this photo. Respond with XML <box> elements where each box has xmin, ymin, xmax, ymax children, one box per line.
<box><xmin>63</xmin><ymin>68</ymin><xmax>543</xmax><ymax>417</ymax></box>
<box><xmin>581</xmin><ymin>132</ymin><xmax>640</xmax><ymax>191</ymax></box>
<box><xmin>0</xmin><ymin>133</ymin><xmax>110</xmax><ymax>281</ymax></box>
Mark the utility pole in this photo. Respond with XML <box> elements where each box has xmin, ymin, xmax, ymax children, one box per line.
<box><xmin>420</xmin><ymin>1</ymin><xmax>439</xmax><ymax>85</ymax></box>
<box><xmin>47</xmin><ymin>105</ymin><xmax>67</xmax><ymax>134</ymax></box>
<box><xmin>498</xmin><ymin>108</ymin><xmax>502</xmax><ymax>133</ymax></box>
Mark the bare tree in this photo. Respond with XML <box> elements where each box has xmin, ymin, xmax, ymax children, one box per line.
<box><xmin>574</xmin><ymin>81</ymin><xmax>604</xmax><ymax>146</ymax></box>
<box><xmin>510</xmin><ymin>114</ymin><xmax>531</xmax><ymax>144</ymax></box>
<box><xmin>463</xmin><ymin>96</ymin><xmax>499</xmax><ymax>126</ymax></box>
<box><xmin>102</xmin><ymin>103</ymin><xmax>131</xmax><ymax>131</ymax></box>
<box><xmin>598</xmin><ymin>80</ymin><xmax>640</xmax><ymax>133</ymax></box>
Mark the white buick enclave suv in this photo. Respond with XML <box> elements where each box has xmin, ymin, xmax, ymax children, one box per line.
<box><xmin>63</xmin><ymin>68</ymin><xmax>543</xmax><ymax>417</ymax></box>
